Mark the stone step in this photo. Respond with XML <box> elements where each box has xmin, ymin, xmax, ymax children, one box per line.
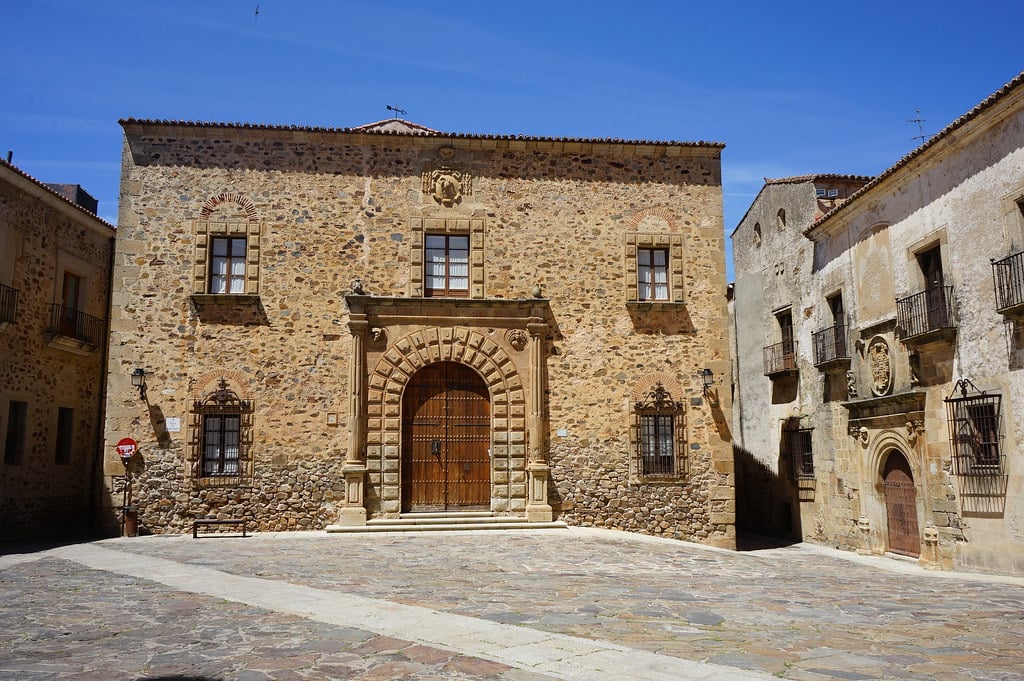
<box><xmin>397</xmin><ymin>511</ymin><xmax>496</xmax><ymax>520</ymax></box>
<box><xmin>325</xmin><ymin>515</ymin><xmax>568</xmax><ymax>534</ymax></box>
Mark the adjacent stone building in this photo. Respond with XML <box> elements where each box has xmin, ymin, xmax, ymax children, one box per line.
<box><xmin>732</xmin><ymin>72</ymin><xmax>1024</xmax><ymax>575</ymax></box>
<box><xmin>0</xmin><ymin>160</ymin><xmax>115</xmax><ymax>540</ymax></box>
<box><xmin>102</xmin><ymin>118</ymin><xmax>735</xmax><ymax>547</ymax></box>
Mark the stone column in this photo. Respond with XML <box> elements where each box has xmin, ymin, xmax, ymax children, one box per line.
<box><xmin>334</xmin><ymin>316</ymin><xmax>368</xmax><ymax>526</ymax></box>
<box><xmin>525</xmin><ymin>318</ymin><xmax>553</xmax><ymax>522</ymax></box>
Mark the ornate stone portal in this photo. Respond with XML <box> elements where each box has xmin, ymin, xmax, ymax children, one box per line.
<box><xmin>329</xmin><ymin>296</ymin><xmax>554</xmax><ymax>526</ymax></box>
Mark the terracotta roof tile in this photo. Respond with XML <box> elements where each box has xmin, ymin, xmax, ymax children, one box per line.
<box><xmin>0</xmin><ymin>160</ymin><xmax>114</xmax><ymax>230</ymax></box>
<box><xmin>118</xmin><ymin>117</ymin><xmax>726</xmax><ymax>149</ymax></box>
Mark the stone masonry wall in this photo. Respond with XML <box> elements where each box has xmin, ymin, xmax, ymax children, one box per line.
<box><xmin>104</xmin><ymin>124</ymin><xmax>733</xmax><ymax>546</ymax></box>
<box><xmin>0</xmin><ymin>171</ymin><xmax>113</xmax><ymax>540</ymax></box>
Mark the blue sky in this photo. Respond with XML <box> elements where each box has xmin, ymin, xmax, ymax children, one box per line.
<box><xmin>3</xmin><ymin>1</ymin><xmax>1021</xmax><ymax>278</ymax></box>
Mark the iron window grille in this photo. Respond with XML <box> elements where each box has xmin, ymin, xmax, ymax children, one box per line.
<box><xmin>763</xmin><ymin>340</ymin><xmax>798</xmax><ymax>376</ymax></box>
<box><xmin>190</xmin><ymin>378</ymin><xmax>253</xmax><ymax>479</ymax></box>
<box><xmin>992</xmin><ymin>250</ymin><xmax>1024</xmax><ymax>313</ymax></box>
<box><xmin>633</xmin><ymin>383</ymin><xmax>686</xmax><ymax>477</ymax></box>
<box><xmin>945</xmin><ymin>379</ymin><xmax>1003</xmax><ymax>477</ymax></box>
<box><xmin>896</xmin><ymin>286</ymin><xmax>956</xmax><ymax>339</ymax></box>
<box><xmin>0</xmin><ymin>283</ymin><xmax>17</xmax><ymax>324</ymax></box>
<box><xmin>812</xmin><ymin>324</ymin><xmax>848</xmax><ymax>366</ymax></box>
<box><xmin>783</xmin><ymin>420</ymin><xmax>814</xmax><ymax>480</ymax></box>
<box><xmin>46</xmin><ymin>304</ymin><xmax>104</xmax><ymax>346</ymax></box>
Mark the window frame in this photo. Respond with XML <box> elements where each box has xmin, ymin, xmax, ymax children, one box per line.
<box><xmin>423</xmin><ymin>233</ymin><xmax>471</xmax><ymax>298</ymax></box>
<box><xmin>637</xmin><ymin>247</ymin><xmax>670</xmax><ymax>302</ymax></box>
<box><xmin>783</xmin><ymin>422</ymin><xmax>814</xmax><ymax>480</ymax></box>
<box><xmin>202</xmin><ymin>412</ymin><xmax>242</xmax><ymax>477</ymax></box>
<box><xmin>192</xmin><ymin>220</ymin><xmax>262</xmax><ymax>296</ymax></box>
<box><xmin>631</xmin><ymin>382</ymin><xmax>687</xmax><ymax>480</ymax></box>
<box><xmin>189</xmin><ymin>378</ymin><xmax>253</xmax><ymax>483</ymax></box>
<box><xmin>55</xmin><ymin>406</ymin><xmax>73</xmax><ymax>465</ymax></box>
<box><xmin>208</xmin><ymin>236</ymin><xmax>248</xmax><ymax>295</ymax></box>
<box><xmin>624</xmin><ymin>233</ymin><xmax>685</xmax><ymax>305</ymax></box>
<box><xmin>945</xmin><ymin>380</ymin><xmax>1003</xmax><ymax>477</ymax></box>
<box><xmin>4</xmin><ymin>400</ymin><xmax>27</xmax><ymax>465</ymax></box>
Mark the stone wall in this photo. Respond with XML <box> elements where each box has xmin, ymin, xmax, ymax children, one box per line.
<box><xmin>0</xmin><ymin>164</ymin><xmax>114</xmax><ymax>540</ymax></box>
<box><xmin>104</xmin><ymin>122</ymin><xmax>734</xmax><ymax>547</ymax></box>
<box><xmin>732</xmin><ymin>77</ymin><xmax>1024</xmax><ymax>575</ymax></box>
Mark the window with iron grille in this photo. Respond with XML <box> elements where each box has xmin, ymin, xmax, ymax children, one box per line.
<box><xmin>424</xmin><ymin>234</ymin><xmax>470</xmax><ymax>297</ymax></box>
<box><xmin>783</xmin><ymin>424</ymin><xmax>814</xmax><ymax>480</ymax></box>
<box><xmin>190</xmin><ymin>378</ymin><xmax>253</xmax><ymax>480</ymax></box>
<box><xmin>945</xmin><ymin>379</ymin><xmax>1002</xmax><ymax>476</ymax></box>
<box><xmin>633</xmin><ymin>383</ymin><xmax>686</xmax><ymax>478</ymax></box>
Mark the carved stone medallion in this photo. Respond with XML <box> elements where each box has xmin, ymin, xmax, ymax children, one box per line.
<box><xmin>868</xmin><ymin>336</ymin><xmax>893</xmax><ymax>396</ymax></box>
<box><xmin>506</xmin><ymin>329</ymin><xmax>528</xmax><ymax>352</ymax></box>
<box><xmin>423</xmin><ymin>167</ymin><xmax>471</xmax><ymax>207</ymax></box>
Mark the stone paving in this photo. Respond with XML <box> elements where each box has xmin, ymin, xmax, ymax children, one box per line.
<box><xmin>2</xmin><ymin>528</ymin><xmax>1023</xmax><ymax>680</ymax></box>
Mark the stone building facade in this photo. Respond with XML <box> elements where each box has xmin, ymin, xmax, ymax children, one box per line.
<box><xmin>732</xmin><ymin>72</ymin><xmax>1024</xmax><ymax>575</ymax></box>
<box><xmin>0</xmin><ymin>161</ymin><xmax>115</xmax><ymax>540</ymax></box>
<box><xmin>103</xmin><ymin>118</ymin><xmax>735</xmax><ymax>547</ymax></box>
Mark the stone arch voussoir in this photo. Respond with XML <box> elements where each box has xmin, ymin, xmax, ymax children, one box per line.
<box><xmin>199</xmin><ymin>192</ymin><xmax>259</xmax><ymax>221</ymax></box>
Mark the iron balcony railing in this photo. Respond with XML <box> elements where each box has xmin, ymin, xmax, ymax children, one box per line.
<box><xmin>812</xmin><ymin>324</ymin><xmax>848</xmax><ymax>366</ymax></box>
<box><xmin>47</xmin><ymin>304</ymin><xmax>104</xmax><ymax>346</ymax></box>
<box><xmin>992</xmin><ymin>250</ymin><xmax>1024</xmax><ymax>313</ymax></box>
<box><xmin>0</xmin><ymin>283</ymin><xmax>17</xmax><ymax>324</ymax></box>
<box><xmin>763</xmin><ymin>340</ymin><xmax>798</xmax><ymax>376</ymax></box>
<box><xmin>896</xmin><ymin>286</ymin><xmax>956</xmax><ymax>339</ymax></box>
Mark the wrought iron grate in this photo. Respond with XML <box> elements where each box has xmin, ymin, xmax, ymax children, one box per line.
<box><xmin>945</xmin><ymin>379</ymin><xmax>1002</xmax><ymax>478</ymax></box>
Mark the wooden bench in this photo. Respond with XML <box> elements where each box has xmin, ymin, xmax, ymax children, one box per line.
<box><xmin>192</xmin><ymin>517</ymin><xmax>248</xmax><ymax>538</ymax></box>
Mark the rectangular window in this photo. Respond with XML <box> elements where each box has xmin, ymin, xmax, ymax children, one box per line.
<box><xmin>424</xmin><ymin>234</ymin><xmax>469</xmax><ymax>297</ymax></box>
<box><xmin>966</xmin><ymin>404</ymin><xmax>1000</xmax><ymax>467</ymax></box>
<box><xmin>785</xmin><ymin>427</ymin><xmax>814</xmax><ymax>479</ymax></box>
<box><xmin>640</xmin><ymin>413</ymin><xmax>675</xmax><ymax>475</ymax></box>
<box><xmin>209</xmin><ymin>237</ymin><xmax>247</xmax><ymax>294</ymax></box>
<box><xmin>59</xmin><ymin>272</ymin><xmax>82</xmax><ymax>337</ymax></box>
<box><xmin>202</xmin><ymin>413</ymin><xmax>241</xmax><ymax>477</ymax></box>
<box><xmin>55</xmin><ymin>407</ymin><xmax>73</xmax><ymax>465</ymax></box>
<box><xmin>637</xmin><ymin>248</ymin><xmax>669</xmax><ymax>301</ymax></box>
<box><xmin>4</xmin><ymin>400</ymin><xmax>27</xmax><ymax>465</ymax></box>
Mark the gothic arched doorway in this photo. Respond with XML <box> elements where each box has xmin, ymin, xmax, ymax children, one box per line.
<box><xmin>401</xmin><ymin>362</ymin><xmax>491</xmax><ymax>512</ymax></box>
<box><xmin>882</xmin><ymin>451</ymin><xmax>921</xmax><ymax>557</ymax></box>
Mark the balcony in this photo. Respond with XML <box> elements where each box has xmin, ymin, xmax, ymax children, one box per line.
<box><xmin>812</xmin><ymin>324</ymin><xmax>849</xmax><ymax>369</ymax></box>
<box><xmin>0</xmin><ymin>283</ymin><xmax>17</xmax><ymax>328</ymax></box>
<box><xmin>763</xmin><ymin>341</ymin><xmax>798</xmax><ymax>377</ymax></box>
<box><xmin>45</xmin><ymin>303</ymin><xmax>104</xmax><ymax>353</ymax></box>
<box><xmin>992</xmin><ymin>251</ymin><xmax>1024</xmax><ymax>316</ymax></box>
<box><xmin>896</xmin><ymin>286</ymin><xmax>956</xmax><ymax>346</ymax></box>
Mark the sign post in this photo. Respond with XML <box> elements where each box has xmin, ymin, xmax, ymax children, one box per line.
<box><xmin>116</xmin><ymin>438</ymin><xmax>138</xmax><ymax>536</ymax></box>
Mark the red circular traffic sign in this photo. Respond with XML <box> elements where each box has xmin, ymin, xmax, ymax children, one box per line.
<box><xmin>116</xmin><ymin>438</ymin><xmax>138</xmax><ymax>460</ymax></box>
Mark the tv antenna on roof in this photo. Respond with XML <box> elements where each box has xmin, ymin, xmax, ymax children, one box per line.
<box><xmin>386</xmin><ymin>105</ymin><xmax>407</xmax><ymax>119</ymax></box>
<box><xmin>908</xmin><ymin>108</ymin><xmax>932</xmax><ymax>144</ymax></box>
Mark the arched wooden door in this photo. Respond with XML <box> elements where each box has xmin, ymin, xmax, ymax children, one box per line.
<box><xmin>401</xmin><ymin>362</ymin><xmax>491</xmax><ymax>512</ymax></box>
<box><xmin>883</xmin><ymin>451</ymin><xmax>921</xmax><ymax>557</ymax></box>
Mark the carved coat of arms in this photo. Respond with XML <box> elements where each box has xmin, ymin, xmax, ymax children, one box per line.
<box><xmin>868</xmin><ymin>337</ymin><xmax>892</xmax><ymax>396</ymax></box>
<box><xmin>423</xmin><ymin>167</ymin><xmax>471</xmax><ymax>207</ymax></box>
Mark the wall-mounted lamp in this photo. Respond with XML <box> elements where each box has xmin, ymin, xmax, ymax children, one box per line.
<box><xmin>701</xmin><ymin>368</ymin><xmax>715</xmax><ymax>396</ymax></box>
<box><xmin>131</xmin><ymin>368</ymin><xmax>147</xmax><ymax>401</ymax></box>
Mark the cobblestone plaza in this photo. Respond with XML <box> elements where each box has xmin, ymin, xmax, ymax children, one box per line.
<box><xmin>2</xmin><ymin>529</ymin><xmax>1022</xmax><ymax>680</ymax></box>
